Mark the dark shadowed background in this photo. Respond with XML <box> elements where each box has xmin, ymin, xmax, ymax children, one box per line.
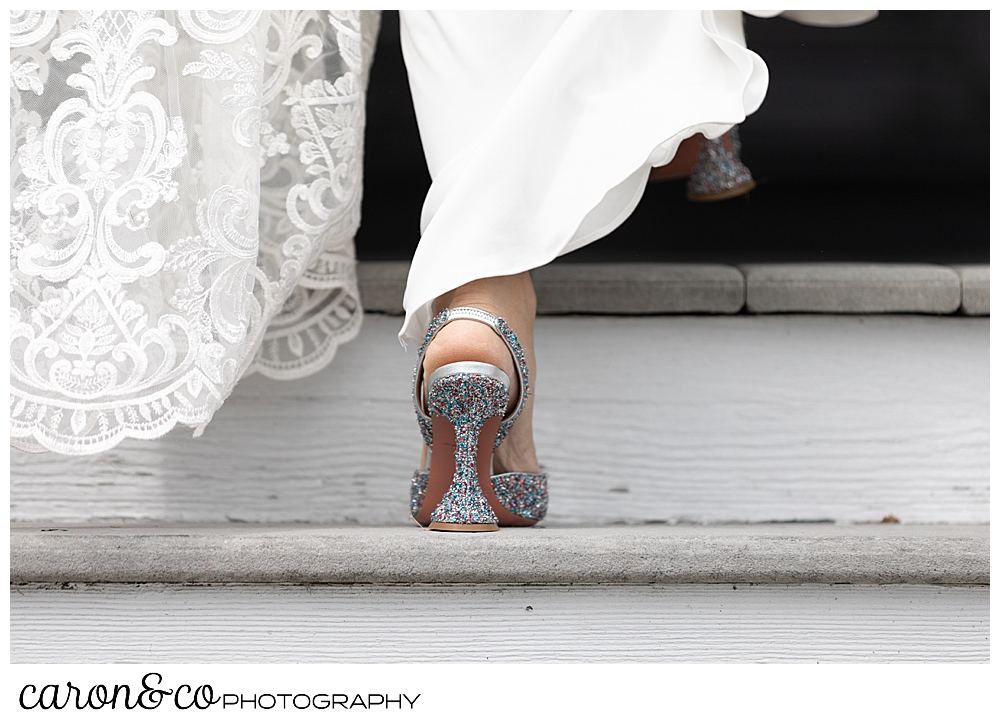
<box><xmin>355</xmin><ymin>11</ymin><xmax>988</xmax><ymax>264</ymax></box>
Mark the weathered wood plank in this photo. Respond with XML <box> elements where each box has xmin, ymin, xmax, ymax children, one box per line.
<box><xmin>10</xmin><ymin>583</ymin><xmax>989</xmax><ymax>663</ymax></box>
<box><xmin>11</xmin><ymin>315</ymin><xmax>989</xmax><ymax>524</ymax></box>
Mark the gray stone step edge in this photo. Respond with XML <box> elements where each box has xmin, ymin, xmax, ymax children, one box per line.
<box><xmin>357</xmin><ymin>261</ymin><xmax>988</xmax><ymax>316</ymax></box>
<box><xmin>11</xmin><ymin>524</ymin><xmax>989</xmax><ymax>585</ymax></box>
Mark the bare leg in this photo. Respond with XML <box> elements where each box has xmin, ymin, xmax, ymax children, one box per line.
<box><xmin>420</xmin><ymin>272</ymin><xmax>540</xmax><ymax>475</ymax></box>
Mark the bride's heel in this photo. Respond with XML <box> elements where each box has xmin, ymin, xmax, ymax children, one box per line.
<box><xmin>410</xmin><ymin>307</ymin><xmax>548</xmax><ymax>532</ymax></box>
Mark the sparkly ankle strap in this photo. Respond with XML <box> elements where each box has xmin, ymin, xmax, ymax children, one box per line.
<box><xmin>412</xmin><ymin>307</ymin><xmax>530</xmax><ymax>447</ymax></box>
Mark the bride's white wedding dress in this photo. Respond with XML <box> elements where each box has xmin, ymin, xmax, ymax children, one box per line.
<box><xmin>11</xmin><ymin>10</ymin><xmax>379</xmax><ymax>454</ymax></box>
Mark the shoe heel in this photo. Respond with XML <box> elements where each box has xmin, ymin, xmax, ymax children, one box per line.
<box><xmin>686</xmin><ymin>125</ymin><xmax>756</xmax><ymax>202</ymax></box>
<box><xmin>417</xmin><ymin>366</ymin><xmax>509</xmax><ymax>531</ymax></box>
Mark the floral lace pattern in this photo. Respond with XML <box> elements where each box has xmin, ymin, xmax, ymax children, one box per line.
<box><xmin>10</xmin><ymin>10</ymin><xmax>380</xmax><ymax>454</ymax></box>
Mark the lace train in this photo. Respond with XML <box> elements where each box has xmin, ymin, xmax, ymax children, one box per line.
<box><xmin>10</xmin><ymin>10</ymin><xmax>380</xmax><ymax>454</ymax></box>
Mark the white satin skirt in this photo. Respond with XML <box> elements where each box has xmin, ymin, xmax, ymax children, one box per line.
<box><xmin>397</xmin><ymin>10</ymin><xmax>768</xmax><ymax>344</ymax></box>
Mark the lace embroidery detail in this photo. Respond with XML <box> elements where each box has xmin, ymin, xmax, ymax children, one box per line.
<box><xmin>243</xmin><ymin>11</ymin><xmax>377</xmax><ymax>380</ymax></box>
<box><xmin>11</xmin><ymin>10</ymin><xmax>378</xmax><ymax>454</ymax></box>
<box><xmin>10</xmin><ymin>58</ymin><xmax>45</xmax><ymax>96</ymax></box>
<box><xmin>10</xmin><ymin>10</ymin><xmax>59</xmax><ymax>48</ymax></box>
<box><xmin>14</xmin><ymin>11</ymin><xmax>185</xmax><ymax>288</ymax></box>
<box><xmin>182</xmin><ymin>47</ymin><xmax>264</xmax><ymax>148</ymax></box>
<box><xmin>177</xmin><ymin>10</ymin><xmax>263</xmax><ymax>45</ymax></box>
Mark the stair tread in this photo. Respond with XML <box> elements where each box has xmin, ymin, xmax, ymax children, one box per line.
<box><xmin>12</xmin><ymin>523</ymin><xmax>989</xmax><ymax>585</ymax></box>
<box><xmin>358</xmin><ymin>261</ymin><xmax>989</xmax><ymax>315</ymax></box>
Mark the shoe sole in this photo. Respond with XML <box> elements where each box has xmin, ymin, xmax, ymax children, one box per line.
<box><xmin>427</xmin><ymin>522</ymin><xmax>499</xmax><ymax>532</ymax></box>
<box><xmin>686</xmin><ymin>180</ymin><xmax>756</xmax><ymax>202</ymax></box>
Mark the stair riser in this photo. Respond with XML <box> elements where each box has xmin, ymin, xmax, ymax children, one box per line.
<box><xmin>11</xmin><ymin>583</ymin><xmax>989</xmax><ymax>664</ymax></box>
<box><xmin>11</xmin><ymin>315</ymin><xmax>988</xmax><ymax>525</ymax></box>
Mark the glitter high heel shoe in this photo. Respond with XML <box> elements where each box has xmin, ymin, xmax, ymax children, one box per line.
<box><xmin>410</xmin><ymin>307</ymin><xmax>548</xmax><ymax>532</ymax></box>
<box><xmin>685</xmin><ymin>125</ymin><xmax>756</xmax><ymax>202</ymax></box>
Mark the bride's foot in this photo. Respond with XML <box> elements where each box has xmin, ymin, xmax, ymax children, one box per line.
<box><xmin>410</xmin><ymin>272</ymin><xmax>547</xmax><ymax>530</ymax></box>
<box><xmin>422</xmin><ymin>272</ymin><xmax>540</xmax><ymax>476</ymax></box>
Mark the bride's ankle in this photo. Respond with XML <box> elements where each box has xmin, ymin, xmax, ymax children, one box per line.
<box><xmin>493</xmin><ymin>429</ymin><xmax>540</xmax><ymax>475</ymax></box>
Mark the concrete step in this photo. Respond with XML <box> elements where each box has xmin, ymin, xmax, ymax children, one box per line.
<box><xmin>359</xmin><ymin>261</ymin><xmax>989</xmax><ymax>315</ymax></box>
<box><xmin>740</xmin><ymin>263</ymin><xmax>960</xmax><ymax>314</ymax></box>
<box><xmin>11</xmin><ymin>523</ymin><xmax>988</xmax><ymax>585</ymax></box>
<box><xmin>11</xmin><ymin>314</ymin><xmax>988</xmax><ymax>525</ymax></box>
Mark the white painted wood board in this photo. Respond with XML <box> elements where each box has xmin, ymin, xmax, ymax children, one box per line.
<box><xmin>10</xmin><ymin>583</ymin><xmax>988</xmax><ymax>663</ymax></box>
<box><xmin>10</xmin><ymin>314</ymin><xmax>988</xmax><ymax>525</ymax></box>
